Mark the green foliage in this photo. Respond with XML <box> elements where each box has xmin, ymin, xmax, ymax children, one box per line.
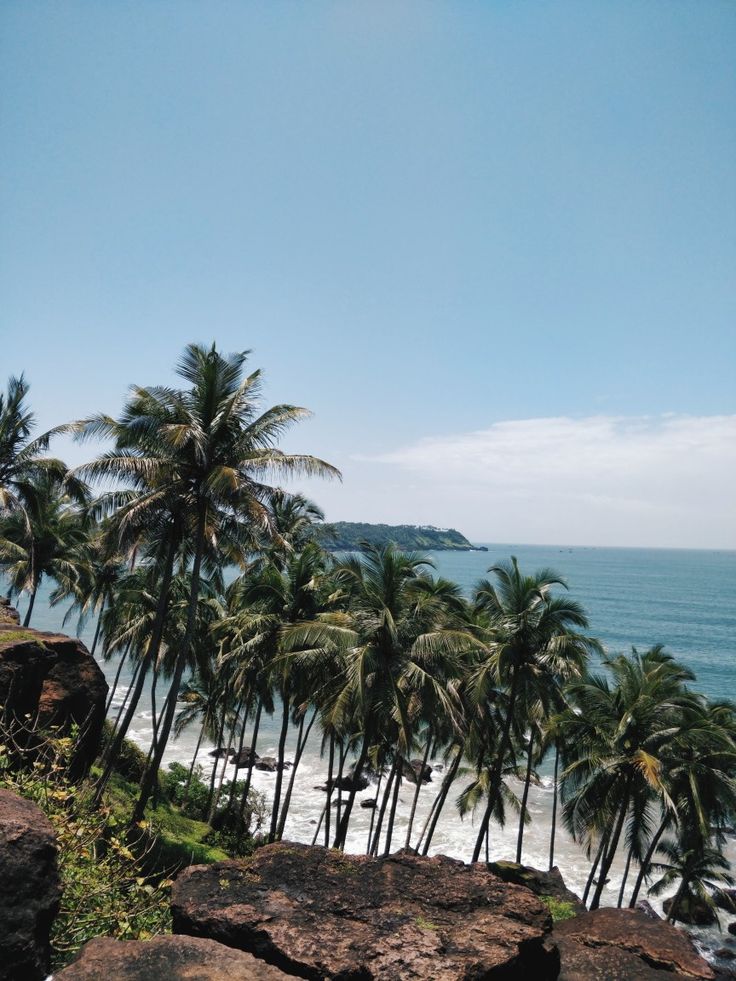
<box><xmin>102</xmin><ymin>723</ymin><xmax>148</xmax><ymax>783</ymax></box>
<box><xmin>316</xmin><ymin>522</ymin><xmax>481</xmax><ymax>552</ymax></box>
<box><xmin>541</xmin><ymin>895</ymin><xmax>577</xmax><ymax>923</ymax></box>
<box><xmin>0</xmin><ymin>728</ymin><xmax>171</xmax><ymax>970</ymax></box>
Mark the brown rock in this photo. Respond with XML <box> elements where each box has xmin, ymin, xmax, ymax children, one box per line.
<box><xmin>0</xmin><ymin>625</ymin><xmax>108</xmax><ymax>777</ymax></box>
<box><xmin>0</xmin><ymin>599</ymin><xmax>20</xmax><ymax>625</ymax></box>
<box><xmin>55</xmin><ymin>935</ymin><xmax>291</xmax><ymax>980</ymax></box>
<box><xmin>554</xmin><ymin>907</ymin><xmax>714</xmax><ymax>980</ymax></box>
<box><xmin>0</xmin><ymin>789</ymin><xmax>61</xmax><ymax>981</ymax></box>
<box><xmin>172</xmin><ymin>841</ymin><xmax>557</xmax><ymax>980</ymax></box>
<box><xmin>486</xmin><ymin>860</ymin><xmax>585</xmax><ymax>913</ymax></box>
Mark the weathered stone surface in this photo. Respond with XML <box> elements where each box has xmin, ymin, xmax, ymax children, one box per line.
<box><xmin>0</xmin><ymin>790</ymin><xmax>61</xmax><ymax>981</ymax></box>
<box><xmin>554</xmin><ymin>908</ymin><xmax>714</xmax><ymax>980</ymax></box>
<box><xmin>232</xmin><ymin>748</ymin><xmax>260</xmax><ymax>768</ymax></box>
<box><xmin>55</xmin><ymin>935</ymin><xmax>292</xmax><ymax>980</ymax></box>
<box><xmin>487</xmin><ymin>860</ymin><xmax>586</xmax><ymax>913</ymax></box>
<box><xmin>0</xmin><ymin>625</ymin><xmax>108</xmax><ymax>777</ymax></box>
<box><xmin>404</xmin><ymin>759</ymin><xmax>433</xmax><ymax>784</ymax></box>
<box><xmin>172</xmin><ymin>841</ymin><xmax>557</xmax><ymax>980</ymax></box>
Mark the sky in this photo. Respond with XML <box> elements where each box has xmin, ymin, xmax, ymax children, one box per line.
<box><xmin>1</xmin><ymin>1</ymin><xmax>734</xmax><ymax>549</ymax></box>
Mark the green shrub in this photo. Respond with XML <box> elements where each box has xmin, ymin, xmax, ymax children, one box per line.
<box><xmin>541</xmin><ymin>895</ymin><xmax>578</xmax><ymax>923</ymax></box>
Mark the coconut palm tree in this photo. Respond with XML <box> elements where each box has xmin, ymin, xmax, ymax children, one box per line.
<box><xmin>649</xmin><ymin>835</ymin><xmax>733</xmax><ymax>924</ymax></box>
<box><xmin>90</xmin><ymin>343</ymin><xmax>341</xmax><ymax>823</ymax></box>
<box><xmin>468</xmin><ymin>557</ymin><xmax>598</xmax><ymax>863</ymax></box>
<box><xmin>0</xmin><ymin>472</ymin><xmax>90</xmax><ymax>625</ymax></box>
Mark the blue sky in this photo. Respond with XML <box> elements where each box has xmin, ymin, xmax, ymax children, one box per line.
<box><xmin>1</xmin><ymin>1</ymin><xmax>734</xmax><ymax>547</ymax></box>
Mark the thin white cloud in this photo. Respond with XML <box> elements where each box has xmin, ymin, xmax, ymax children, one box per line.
<box><xmin>352</xmin><ymin>415</ymin><xmax>736</xmax><ymax>548</ymax></box>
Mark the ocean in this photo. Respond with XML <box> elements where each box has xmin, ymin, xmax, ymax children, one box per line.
<box><xmin>11</xmin><ymin>543</ymin><xmax>736</xmax><ymax>958</ymax></box>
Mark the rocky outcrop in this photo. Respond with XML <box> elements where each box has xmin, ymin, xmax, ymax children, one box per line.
<box><xmin>171</xmin><ymin>842</ymin><xmax>557</xmax><ymax>979</ymax></box>
<box><xmin>553</xmin><ymin>907</ymin><xmax>714</xmax><ymax>980</ymax></box>
<box><xmin>404</xmin><ymin>759</ymin><xmax>433</xmax><ymax>784</ymax></box>
<box><xmin>487</xmin><ymin>860</ymin><xmax>586</xmax><ymax>913</ymax></box>
<box><xmin>0</xmin><ymin>599</ymin><xmax>20</xmax><ymax>625</ymax></box>
<box><xmin>0</xmin><ymin>790</ymin><xmax>61</xmax><ymax>981</ymax></box>
<box><xmin>56</xmin><ymin>935</ymin><xmax>291</xmax><ymax>980</ymax></box>
<box><xmin>0</xmin><ymin>625</ymin><xmax>108</xmax><ymax>777</ymax></box>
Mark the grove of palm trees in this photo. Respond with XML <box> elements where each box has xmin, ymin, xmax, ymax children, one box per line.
<box><xmin>1</xmin><ymin>343</ymin><xmax>735</xmax><ymax>942</ymax></box>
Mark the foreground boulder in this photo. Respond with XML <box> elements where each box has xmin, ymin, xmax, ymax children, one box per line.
<box><xmin>0</xmin><ymin>624</ymin><xmax>108</xmax><ymax>777</ymax></box>
<box><xmin>553</xmin><ymin>907</ymin><xmax>714</xmax><ymax>980</ymax></box>
<box><xmin>0</xmin><ymin>790</ymin><xmax>61</xmax><ymax>981</ymax></box>
<box><xmin>172</xmin><ymin>842</ymin><xmax>557</xmax><ymax>979</ymax></box>
<box><xmin>56</xmin><ymin>935</ymin><xmax>291</xmax><ymax>980</ymax></box>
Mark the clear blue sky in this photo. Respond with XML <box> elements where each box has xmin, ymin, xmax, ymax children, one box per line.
<box><xmin>1</xmin><ymin>1</ymin><xmax>734</xmax><ymax>547</ymax></box>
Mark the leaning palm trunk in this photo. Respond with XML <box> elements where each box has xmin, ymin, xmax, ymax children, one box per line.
<box><xmin>367</xmin><ymin>767</ymin><xmax>384</xmax><ymax>854</ymax></box>
<box><xmin>628</xmin><ymin>814</ymin><xmax>669</xmax><ymax>908</ymax></box>
<box><xmin>549</xmin><ymin>744</ymin><xmax>560</xmax><ymax>871</ymax></box>
<box><xmin>383</xmin><ymin>760</ymin><xmax>403</xmax><ymax>856</ymax></box>
<box><xmin>268</xmin><ymin>694</ymin><xmax>291</xmax><ymax>842</ymax></box>
<box><xmin>591</xmin><ymin>776</ymin><xmax>633</xmax><ymax>910</ymax></box>
<box><xmin>333</xmin><ymin>734</ymin><xmax>370</xmax><ymax>850</ymax></box>
<box><xmin>405</xmin><ymin>738</ymin><xmax>432</xmax><ymax>849</ymax></box>
<box><xmin>209</xmin><ymin>701</ymin><xmax>240</xmax><ymax>824</ymax></box>
<box><xmin>90</xmin><ymin>599</ymin><xmax>105</xmax><ymax>657</ymax></box>
<box><xmin>206</xmin><ymin>696</ymin><xmax>230</xmax><ymax>817</ymax></box>
<box><xmin>239</xmin><ymin>699</ymin><xmax>263</xmax><ymax>821</ymax></box>
<box><xmin>276</xmin><ymin>708</ymin><xmax>318</xmax><ymax>840</ymax></box>
<box><xmin>95</xmin><ymin>532</ymin><xmax>177</xmax><ymax>804</ymax></box>
<box><xmin>183</xmin><ymin>721</ymin><xmax>207</xmax><ymax>808</ymax></box>
<box><xmin>472</xmin><ymin>669</ymin><xmax>520</xmax><ymax>863</ymax></box>
<box><xmin>583</xmin><ymin>829</ymin><xmax>610</xmax><ymax>907</ymax></box>
<box><xmin>617</xmin><ymin>846</ymin><xmax>634</xmax><ymax>907</ymax></box>
<box><xmin>370</xmin><ymin>757</ymin><xmax>398</xmax><ymax>856</ymax></box>
<box><xmin>104</xmin><ymin>641</ymin><xmax>131</xmax><ymax>715</ymax></box>
<box><xmin>226</xmin><ymin>705</ymin><xmax>251</xmax><ymax>813</ymax></box>
<box><xmin>325</xmin><ymin>733</ymin><xmax>335</xmax><ymax>849</ymax></box>
<box><xmin>516</xmin><ymin>731</ymin><xmax>535</xmax><ymax>864</ymax></box>
<box><xmin>131</xmin><ymin>509</ymin><xmax>206</xmax><ymax>825</ymax></box>
<box><xmin>421</xmin><ymin>744</ymin><xmax>463</xmax><ymax>855</ymax></box>
<box><xmin>23</xmin><ymin>577</ymin><xmax>39</xmax><ymax>627</ymax></box>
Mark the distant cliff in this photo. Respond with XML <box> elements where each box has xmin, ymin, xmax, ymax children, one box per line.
<box><xmin>315</xmin><ymin>522</ymin><xmax>487</xmax><ymax>552</ymax></box>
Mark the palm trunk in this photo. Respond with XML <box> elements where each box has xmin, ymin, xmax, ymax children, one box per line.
<box><xmin>383</xmin><ymin>758</ymin><xmax>403</xmax><ymax>856</ymax></box>
<box><xmin>516</xmin><ymin>730</ymin><xmax>535</xmax><ymax>864</ymax></box>
<box><xmin>90</xmin><ymin>600</ymin><xmax>105</xmax><ymax>657</ymax></box>
<box><xmin>209</xmin><ymin>701</ymin><xmax>240</xmax><ymax>824</ymax></box>
<box><xmin>405</xmin><ymin>737</ymin><xmax>432</xmax><ymax>849</ymax></box>
<box><xmin>421</xmin><ymin>744</ymin><xmax>463</xmax><ymax>855</ymax></box>
<box><xmin>227</xmin><ymin>704</ymin><xmax>250</xmax><ymax>813</ymax></box>
<box><xmin>591</xmin><ymin>775</ymin><xmax>633</xmax><ymax>910</ymax></box>
<box><xmin>629</xmin><ymin>814</ymin><xmax>669</xmax><ymax>908</ymax></box>
<box><xmin>335</xmin><ymin>741</ymin><xmax>346</xmax><ymax>834</ymax></box>
<box><xmin>23</xmin><ymin>579</ymin><xmax>39</xmax><ymax>627</ymax></box>
<box><xmin>311</xmin><ymin>801</ymin><xmax>327</xmax><ymax>846</ymax></box>
<box><xmin>333</xmin><ymin>734</ymin><xmax>370</xmax><ymax>850</ymax></box>
<box><xmin>667</xmin><ymin>879</ymin><xmax>688</xmax><ymax>924</ymax></box>
<box><xmin>325</xmin><ymin>732</ymin><xmax>335</xmax><ymax>848</ymax></box>
<box><xmin>583</xmin><ymin>829</ymin><xmax>610</xmax><ymax>907</ymax></box>
<box><xmin>370</xmin><ymin>757</ymin><xmax>397</xmax><ymax>856</ymax></box>
<box><xmin>108</xmin><ymin>655</ymin><xmax>141</xmax><ymax>741</ymax></box>
<box><xmin>239</xmin><ymin>699</ymin><xmax>263</xmax><ymax>822</ymax></box>
<box><xmin>367</xmin><ymin>767</ymin><xmax>383</xmax><ymax>854</ymax></box>
<box><xmin>183</xmin><ymin>721</ymin><xmax>206</xmax><ymax>807</ymax></box>
<box><xmin>277</xmin><ymin>708</ymin><xmax>317</xmax><ymax>840</ymax></box>
<box><xmin>131</xmin><ymin>507</ymin><xmax>205</xmax><ymax>826</ymax></box>
<box><xmin>617</xmin><ymin>845</ymin><xmax>634</xmax><ymax>907</ymax></box>
<box><xmin>104</xmin><ymin>642</ymin><xmax>131</xmax><ymax>715</ymax></box>
<box><xmin>549</xmin><ymin>744</ymin><xmax>560</xmax><ymax>871</ymax></box>
<box><xmin>268</xmin><ymin>693</ymin><xmax>291</xmax><ymax>842</ymax></box>
<box><xmin>95</xmin><ymin>531</ymin><xmax>177</xmax><ymax>804</ymax></box>
<box><xmin>206</xmin><ymin>698</ymin><xmax>229</xmax><ymax>817</ymax></box>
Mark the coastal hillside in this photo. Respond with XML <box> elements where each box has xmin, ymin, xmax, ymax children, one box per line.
<box><xmin>315</xmin><ymin>522</ymin><xmax>487</xmax><ymax>551</ymax></box>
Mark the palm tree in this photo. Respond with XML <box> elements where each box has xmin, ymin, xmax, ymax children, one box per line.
<box><xmin>0</xmin><ymin>374</ymin><xmax>66</xmax><ymax>520</ymax></box>
<box><xmin>649</xmin><ymin>835</ymin><xmax>733</xmax><ymax>924</ymax></box>
<box><xmin>468</xmin><ymin>557</ymin><xmax>598</xmax><ymax>863</ymax></box>
<box><xmin>121</xmin><ymin>343</ymin><xmax>339</xmax><ymax>822</ymax></box>
<box><xmin>0</xmin><ymin>472</ymin><xmax>90</xmax><ymax>625</ymax></box>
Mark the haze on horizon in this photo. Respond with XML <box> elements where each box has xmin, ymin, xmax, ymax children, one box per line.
<box><xmin>1</xmin><ymin>2</ymin><xmax>734</xmax><ymax>551</ymax></box>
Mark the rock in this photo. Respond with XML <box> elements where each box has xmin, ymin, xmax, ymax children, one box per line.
<box><xmin>361</xmin><ymin>798</ymin><xmax>377</xmax><ymax>809</ymax></box>
<box><xmin>716</xmin><ymin>948</ymin><xmax>736</xmax><ymax>961</ymax></box>
<box><xmin>664</xmin><ymin>891</ymin><xmax>717</xmax><ymax>925</ymax></box>
<box><xmin>0</xmin><ymin>790</ymin><xmax>61</xmax><ymax>981</ymax></box>
<box><xmin>405</xmin><ymin>759</ymin><xmax>433</xmax><ymax>784</ymax></box>
<box><xmin>172</xmin><ymin>841</ymin><xmax>557</xmax><ymax>979</ymax></box>
<box><xmin>208</xmin><ymin>747</ymin><xmax>234</xmax><ymax>759</ymax></box>
<box><xmin>0</xmin><ymin>599</ymin><xmax>20</xmax><ymax>625</ymax></box>
<box><xmin>487</xmin><ymin>861</ymin><xmax>585</xmax><ymax>913</ymax></box>
<box><xmin>329</xmin><ymin>768</ymin><xmax>369</xmax><ymax>792</ymax></box>
<box><xmin>728</xmin><ymin>922</ymin><xmax>736</xmax><ymax>936</ymax></box>
<box><xmin>636</xmin><ymin>900</ymin><xmax>662</xmax><ymax>920</ymax></box>
<box><xmin>255</xmin><ymin>757</ymin><xmax>290</xmax><ymax>772</ymax></box>
<box><xmin>0</xmin><ymin>625</ymin><xmax>108</xmax><ymax>778</ymax></box>
<box><xmin>554</xmin><ymin>907</ymin><xmax>714</xmax><ymax>980</ymax></box>
<box><xmin>55</xmin><ymin>935</ymin><xmax>291</xmax><ymax>979</ymax></box>
<box><xmin>232</xmin><ymin>748</ymin><xmax>260</xmax><ymax>768</ymax></box>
